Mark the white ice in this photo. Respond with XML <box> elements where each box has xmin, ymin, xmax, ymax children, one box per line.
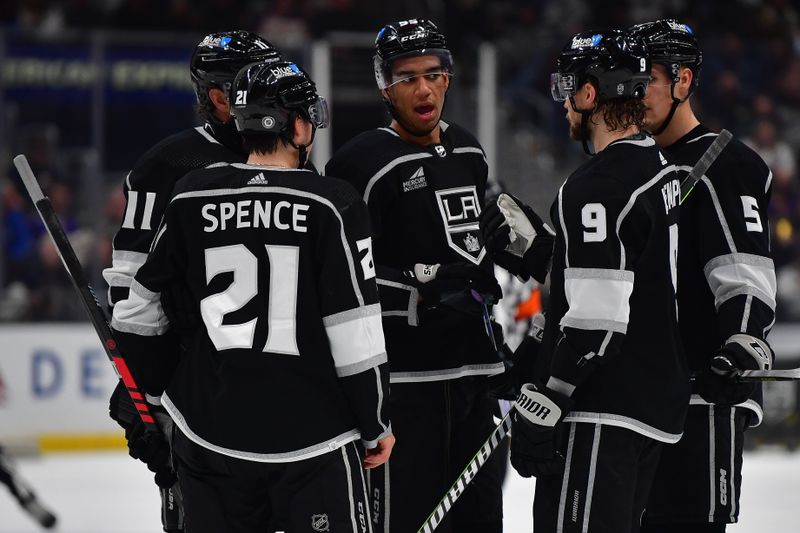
<box><xmin>0</xmin><ymin>449</ymin><xmax>798</xmax><ymax>532</ymax></box>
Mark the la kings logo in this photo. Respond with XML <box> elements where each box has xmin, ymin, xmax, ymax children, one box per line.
<box><xmin>435</xmin><ymin>186</ymin><xmax>485</xmax><ymax>264</ymax></box>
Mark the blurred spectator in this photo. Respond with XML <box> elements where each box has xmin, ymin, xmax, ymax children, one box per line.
<box><xmin>744</xmin><ymin>119</ymin><xmax>797</xmax><ymax>190</ymax></box>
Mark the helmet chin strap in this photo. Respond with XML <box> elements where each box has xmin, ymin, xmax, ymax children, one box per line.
<box><xmin>569</xmin><ymin>96</ymin><xmax>595</xmax><ymax>156</ymax></box>
<box><xmin>649</xmin><ymin>66</ymin><xmax>694</xmax><ymax>136</ymax></box>
<box><xmin>290</xmin><ymin>125</ymin><xmax>317</xmax><ymax>169</ymax></box>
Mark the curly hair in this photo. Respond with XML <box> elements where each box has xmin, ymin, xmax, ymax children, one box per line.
<box><xmin>593</xmin><ymin>97</ymin><xmax>646</xmax><ymax>132</ymax></box>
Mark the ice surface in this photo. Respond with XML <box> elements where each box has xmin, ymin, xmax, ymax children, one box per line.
<box><xmin>0</xmin><ymin>449</ymin><xmax>797</xmax><ymax>532</ymax></box>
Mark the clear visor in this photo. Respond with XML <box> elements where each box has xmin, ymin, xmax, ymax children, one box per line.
<box><xmin>384</xmin><ymin>70</ymin><xmax>451</xmax><ymax>89</ymax></box>
<box><xmin>308</xmin><ymin>97</ymin><xmax>329</xmax><ymax>129</ymax></box>
<box><xmin>374</xmin><ymin>49</ymin><xmax>454</xmax><ymax>90</ymax></box>
<box><xmin>550</xmin><ymin>72</ymin><xmax>577</xmax><ymax>102</ymax></box>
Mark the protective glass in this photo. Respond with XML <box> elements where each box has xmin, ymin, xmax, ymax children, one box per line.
<box><xmin>308</xmin><ymin>97</ymin><xmax>330</xmax><ymax>129</ymax></box>
<box><xmin>550</xmin><ymin>72</ymin><xmax>577</xmax><ymax>102</ymax></box>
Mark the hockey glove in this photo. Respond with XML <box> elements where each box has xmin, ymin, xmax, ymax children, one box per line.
<box><xmin>697</xmin><ymin>334</ymin><xmax>774</xmax><ymax>405</ymax></box>
<box><xmin>109</xmin><ymin>381</ymin><xmax>177</xmax><ymax>488</ymax></box>
<box><xmin>479</xmin><ymin>193</ymin><xmax>555</xmax><ymax>284</ymax></box>
<box><xmin>412</xmin><ymin>262</ymin><xmax>502</xmax><ymax>309</ymax></box>
<box><xmin>510</xmin><ymin>382</ymin><xmax>573</xmax><ymax>478</ymax></box>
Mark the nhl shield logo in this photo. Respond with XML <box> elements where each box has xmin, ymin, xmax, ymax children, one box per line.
<box><xmin>435</xmin><ymin>186</ymin><xmax>486</xmax><ymax>264</ymax></box>
<box><xmin>311</xmin><ymin>514</ymin><xmax>330</xmax><ymax>532</ymax></box>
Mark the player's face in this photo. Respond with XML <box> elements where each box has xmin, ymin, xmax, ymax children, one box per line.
<box><xmin>563</xmin><ymin>83</ymin><xmax>593</xmax><ymax>140</ymax></box>
<box><xmin>384</xmin><ymin>55</ymin><xmax>450</xmax><ymax>137</ymax></box>
<box><xmin>643</xmin><ymin>64</ymin><xmax>674</xmax><ymax>132</ymax></box>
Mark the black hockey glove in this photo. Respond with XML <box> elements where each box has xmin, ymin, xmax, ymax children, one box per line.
<box><xmin>108</xmin><ymin>381</ymin><xmax>177</xmax><ymax>489</ymax></box>
<box><xmin>412</xmin><ymin>262</ymin><xmax>502</xmax><ymax>311</ymax></box>
<box><xmin>697</xmin><ymin>334</ymin><xmax>774</xmax><ymax>405</ymax></box>
<box><xmin>479</xmin><ymin>193</ymin><xmax>555</xmax><ymax>284</ymax></box>
<box><xmin>510</xmin><ymin>382</ymin><xmax>573</xmax><ymax>478</ymax></box>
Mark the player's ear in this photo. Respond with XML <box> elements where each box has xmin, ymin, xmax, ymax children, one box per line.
<box><xmin>208</xmin><ymin>87</ymin><xmax>230</xmax><ymax>115</ymax></box>
<box><xmin>293</xmin><ymin>115</ymin><xmax>313</xmax><ymax>146</ymax></box>
<box><xmin>676</xmin><ymin>67</ymin><xmax>693</xmax><ymax>100</ymax></box>
<box><xmin>582</xmin><ymin>81</ymin><xmax>597</xmax><ymax>107</ymax></box>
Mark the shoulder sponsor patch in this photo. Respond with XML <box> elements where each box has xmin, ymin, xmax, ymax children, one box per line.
<box><xmin>402</xmin><ymin>166</ymin><xmax>428</xmax><ymax>192</ymax></box>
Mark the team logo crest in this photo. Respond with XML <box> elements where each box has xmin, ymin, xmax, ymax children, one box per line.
<box><xmin>434</xmin><ymin>144</ymin><xmax>447</xmax><ymax>157</ymax></box>
<box><xmin>435</xmin><ymin>186</ymin><xmax>485</xmax><ymax>264</ymax></box>
<box><xmin>311</xmin><ymin>514</ymin><xmax>330</xmax><ymax>532</ymax></box>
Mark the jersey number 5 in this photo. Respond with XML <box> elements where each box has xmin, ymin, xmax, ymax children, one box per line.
<box><xmin>200</xmin><ymin>244</ymin><xmax>300</xmax><ymax>354</ymax></box>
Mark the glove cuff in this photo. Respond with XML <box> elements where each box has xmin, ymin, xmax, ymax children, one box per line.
<box><xmin>514</xmin><ymin>383</ymin><xmax>572</xmax><ymax>427</ymax></box>
<box><xmin>413</xmin><ymin>263</ymin><xmax>440</xmax><ymax>283</ymax></box>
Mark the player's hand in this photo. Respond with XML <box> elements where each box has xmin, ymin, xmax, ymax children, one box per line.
<box><xmin>510</xmin><ymin>382</ymin><xmax>573</xmax><ymax>478</ymax></box>
<box><xmin>697</xmin><ymin>334</ymin><xmax>774</xmax><ymax>405</ymax></box>
<box><xmin>108</xmin><ymin>381</ymin><xmax>177</xmax><ymax>488</ymax></box>
<box><xmin>363</xmin><ymin>433</ymin><xmax>395</xmax><ymax>469</ymax></box>
<box><xmin>413</xmin><ymin>262</ymin><xmax>502</xmax><ymax>305</ymax></box>
<box><xmin>479</xmin><ymin>193</ymin><xmax>555</xmax><ymax>283</ymax></box>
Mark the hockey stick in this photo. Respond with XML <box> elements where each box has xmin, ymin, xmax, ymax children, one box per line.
<box><xmin>679</xmin><ymin>129</ymin><xmax>732</xmax><ymax>203</ymax></box>
<box><xmin>0</xmin><ymin>447</ymin><xmax>57</xmax><ymax>528</ymax></box>
<box><xmin>736</xmin><ymin>368</ymin><xmax>800</xmax><ymax>381</ymax></box>
<box><xmin>13</xmin><ymin>155</ymin><xmax>161</xmax><ymax>429</ymax></box>
<box><xmin>416</xmin><ymin>411</ymin><xmax>513</xmax><ymax>533</ymax></box>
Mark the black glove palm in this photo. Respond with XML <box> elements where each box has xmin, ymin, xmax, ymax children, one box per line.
<box><xmin>413</xmin><ymin>262</ymin><xmax>502</xmax><ymax>309</ymax></box>
<box><xmin>510</xmin><ymin>382</ymin><xmax>573</xmax><ymax>478</ymax></box>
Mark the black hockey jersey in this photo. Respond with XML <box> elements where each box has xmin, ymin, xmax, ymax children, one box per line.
<box><xmin>325</xmin><ymin>123</ymin><xmax>504</xmax><ymax>382</ymax></box>
<box><xmin>540</xmin><ymin>135</ymin><xmax>690</xmax><ymax>442</ymax></box>
<box><xmin>667</xmin><ymin>125</ymin><xmax>776</xmax><ymax>424</ymax></box>
<box><xmin>111</xmin><ymin>164</ymin><xmax>391</xmax><ymax>461</ymax></box>
<box><xmin>102</xmin><ymin>121</ymin><xmax>246</xmax><ymax>305</ymax></box>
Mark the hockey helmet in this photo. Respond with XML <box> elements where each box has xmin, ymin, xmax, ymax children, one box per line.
<box><xmin>551</xmin><ymin>29</ymin><xmax>650</xmax><ymax>104</ymax></box>
<box><xmin>230</xmin><ymin>60</ymin><xmax>329</xmax><ymax>135</ymax></box>
<box><xmin>628</xmin><ymin>19</ymin><xmax>702</xmax><ymax>88</ymax></box>
<box><xmin>373</xmin><ymin>19</ymin><xmax>454</xmax><ymax>90</ymax></box>
<box><xmin>190</xmin><ymin>30</ymin><xmax>282</xmax><ymax>114</ymax></box>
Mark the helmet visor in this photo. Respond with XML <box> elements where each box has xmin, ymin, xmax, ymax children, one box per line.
<box><xmin>308</xmin><ymin>96</ymin><xmax>330</xmax><ymax>129</ymax></box>
<box><xmin>375</xmin><ymin>49</ymin><xmax>454</xmax><ymax>90</ymax></box>
<box><xmin>550</xmin><ymin>72</ymin><xmax>577</xmax><ymax>102</ymax></box>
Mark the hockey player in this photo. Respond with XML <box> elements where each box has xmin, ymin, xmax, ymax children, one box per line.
<box><xmin>481</xmin><ymin>29</ymin><xmax>689</xmax><ymax>532</ymax></box>
<box><xmin>629</xmin><ymin>20</ymin><xmax>776</xmax><ymax>533</ymax></box>
<box><xmin>110</xmin><ymin>59</ymin><xmax>393</xmax><ymax>533</ymax></box>
<box><xmin>325</xmin><ymin>18</ymin><xmax>506</xmax><ymax>533</ymax></box>
<box><xmin>102</xmin><ymin>30</ymin><xmax>282</xmax><ymax>532</ymax></box>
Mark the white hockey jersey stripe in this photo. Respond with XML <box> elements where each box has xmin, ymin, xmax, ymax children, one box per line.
<box><xmin>704</xmin><ymin>253</ymin><xmax>777</xmax><ymax>310</ymax></box>
<box><xmin>560</xmin><ymin>268</ymin><xmax>634</xmax><ymax>333</ymax></box>
<box><xmin>102</xmin><ymin>250</ymin><xmax>148</xmax><ymax>288</ymax></box>
<box><xmin>323</xmin><ymin>304</ymin><xmax>387</xmax><ymax>377</ymax></box>
<box><xmin>110</xmin><ymin>279</ymin><xmax>169</xmax><ymax>336</ymax></box>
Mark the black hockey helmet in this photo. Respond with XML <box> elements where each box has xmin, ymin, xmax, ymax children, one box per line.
<box><xmin>373</xmin><ymin>19</ymin><xmax>454</xmax><ymax>90</ymax></box>
<box><xmin>230</xmin><ymin>60</ymin><xmax>329</xmax><ymax>134</ymax></box>
<box><xmin>551</xmin><ymin>29</ymin><xmax>650</xmax><ymax>104</ymax></box>
<box><xmin>190</xmin><ymin>30</ymin><xmax>281</xmax><ymax>116</ymax></box>
<box><xmin>629</xmin><ymin>19</ymin><xmax>702</xmax><ymax>87</ymax></box>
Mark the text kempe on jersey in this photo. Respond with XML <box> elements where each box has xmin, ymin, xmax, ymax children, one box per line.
<box><xmin>325</xmin><ymin>122</ymin><xmax>504</xmax><ymax>382</ymax></box>
<box><xmin>540</xmin><ymin>134</ymin><xmax>690</xmax><ymax>442</ymax></box>
<box><xmin>666</xmin><ymin>124</ymin><xmax>776</xmax><ymax>424</ymax></box>
<box><xmin>110</xmin><ymin>164</ymin><xmax>390</xmax><ymax>460</ymax></box>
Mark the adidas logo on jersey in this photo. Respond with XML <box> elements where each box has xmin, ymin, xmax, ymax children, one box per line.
<box><xmin>402</xmin><ymin>167</ymin><xmax>428</xmax><ymax>192</ymax></box>
<box><xmin>247</xmin><ymin>172</ymin><xmax>268</xmax><ymax>185</ymax></box>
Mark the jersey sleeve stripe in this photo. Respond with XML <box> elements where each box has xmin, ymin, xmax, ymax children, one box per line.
<box><xmin>703</xmin><ymin>253</ymin><xmax>777</xmax><ymax>310</ymax></box>
<box><xmin>110</xmin><ymin>279</ymin><xmax>169</xmax><ymax>336</ymax></box>
<box><xmin>700</xmin><ymin>176</ymin><xmax>737</xmax><ymax>253</ymax></box>
<box><xmin>561</xmin><ymin>268</ymin><xmax>634</xmax><ymax>333</ymax></box>
<box><xmin>376</xmin><ymin>278</ymin><xmax>420</xmax><ymax>326</ymax></box>
<box><xmin>102</xmin><ymin>250</ymin><xmax>148</xmax><ymax>291</ymax></box>
<box><xmin>323</xmin><ymin>308</ymin><xmax>387</xmax><ymax>375</ymax></box>
<box><xmin>615</xmin><ymin>164</ymin><xmax>677</xmax><ymax>269</ymax></box>
<box><xmin>171</xmin><ymin>186</ymin><xmax>366</xmax><ymax>306</ymax></box>
<box><xmin>557</xmin><ymin>181</ymin><xmax>569</xmax><ymax>267</ymax></box>
<box><xmin>765</xmin><ymin>169</ymin><xmax>773</xmax><ymax>194</ymax></box>
<box><xmin>363</xmin><ymin>153</ymin><xmax>433</xmax><ymax>204</ymax></box>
